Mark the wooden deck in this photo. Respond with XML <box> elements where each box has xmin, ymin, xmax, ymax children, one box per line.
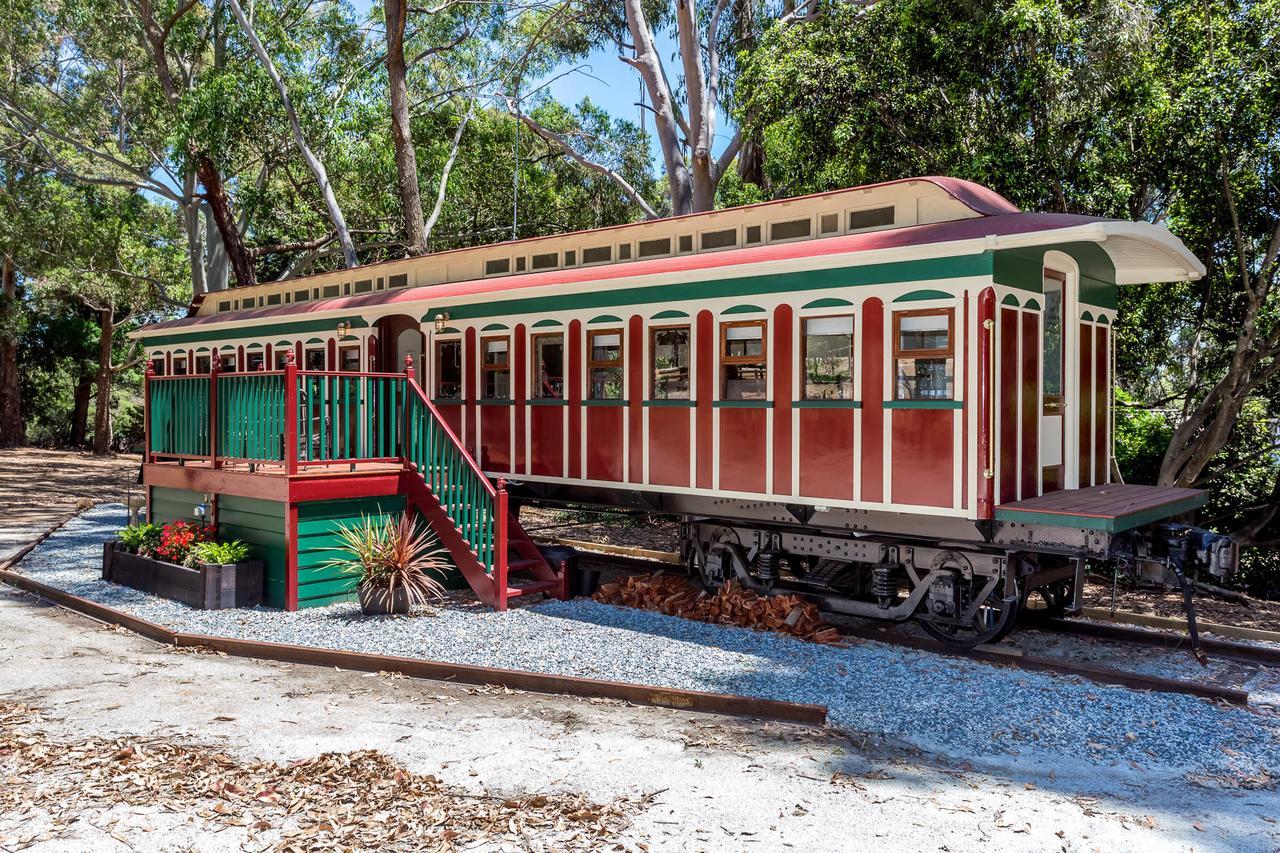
<box><xmin>994</xmin><ymin>483</ymin><xmax>1207</xmax><ymax>533</ymax></box>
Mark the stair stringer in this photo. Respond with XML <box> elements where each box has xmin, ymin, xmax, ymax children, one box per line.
<box><xmin>399</xmin><ymin>468</ymin><xmax>499</xmax><ymax>607</ymax></box>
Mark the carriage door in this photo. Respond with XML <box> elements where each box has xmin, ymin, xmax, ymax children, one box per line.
<box><xmin>1044</xmin><ymin>266</ymin><xmax>1075</xmax><ymax>491</ymax></box>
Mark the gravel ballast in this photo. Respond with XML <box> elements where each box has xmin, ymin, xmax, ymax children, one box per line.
<box><xmin>11</xmin><ymin>504</ymin><xmax>1280</xmax><ymax>786</ymax></box>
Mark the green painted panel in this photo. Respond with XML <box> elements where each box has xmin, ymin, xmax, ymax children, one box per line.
<box><xmin>995</xmin><ymin>493</ymin><xmax>1207</xmax><ymax>533</ymax></box>
<box><xmin>532</xmin><ymin>319</ymin><xmax>562</xmax><ymax>327</ymax></box>
<box><xmin>992</xmin><ymin>243</ymin><xmax>1118</xmax><ymax>309</ymax></box>
<box><xmin>146</xmin><ymin>316</ymin><xmax>369</xmax><ymax>348</ymax></box>
<box><xmin>801</xmin><ymin>297</ymin><xmax>854</xmax><ymax>309</ymax></box>
<box><xmin>893</xmin><ymin>289</ymin><xmax>952</xmax><ymax>302</ymax></box>
<box><xmin>883</xmin><ymin>400</ymin><xmax>964</xmax><ymax>409</ymax></box>
<box><xmin>481</xmin><ymin>323</ymin><xmax>509</xmax><ymax>331</ymax></box>
<box><xmin>714</xmin><ymin>400</ymin><xmax>773</xmax><ymax>408</ymax></box>
<box><xmin>793</xmin><ymin>399</ymin><xmax>861</xmax><ymax>409</ymax></box>
<box><xmin>1026</xmin><ymin>298</ymin><xmax>1041</xmax><ymax>310</ymax></box>
<box><xmin>1001</xmin><ymin>294</ymin><xmax>1019</xmax><ymax>305</ymax></box>
<box><xmin>644</xmin><ymin>399</ymin><xmax>696</xmax><ymax>407</ymax></box>
<box><xmin>217</xmin><ymin>493</ymin><xmax>287</xmax><ymax>609</ymax></box>
<box><xmin>588</xmin><ymin>314</ymin><xmax>623</xmax><ymax>324</ymax></box>
<box><xmin>1081</xmin><ymin>310</ymin><xmax>1094</xmax><ymax>322</ymax></box>
<box><xmin>722</xmin><ymin>304</ymin><xmax>765</xmax><ymax>314</ymax></box>
<box><xmin>149</xmin><ymin>487</ymin><xmax>204</xmax><ymax>526</ymax></box>
<box><xmin>650</xmin><ymin>309</ymin><xmax>689</xmax><ymax>319</ymax></box>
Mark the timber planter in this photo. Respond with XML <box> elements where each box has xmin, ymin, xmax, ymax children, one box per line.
<box><xmin>102</xmin><ymin>542</ymin><xmax>263</xmax><ymax>610</ymax></box>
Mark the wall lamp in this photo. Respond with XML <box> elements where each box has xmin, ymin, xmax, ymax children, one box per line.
<box><xmin>433</xmin><ymin>312</ymin><xmax>450</xmax><ymax>334</ymax></box>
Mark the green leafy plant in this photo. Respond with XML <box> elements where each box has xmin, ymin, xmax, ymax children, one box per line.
<box><xmin>187</xmin><ymin>540</ymin><xmax>251</xmax><ymax>567</ymax></box>
<box><xmin>325</xmin><ymin>513</ymin><xmax>449</xmax><ymax>609</ymax></box>
<box><xmin>117</xmin><ymin>522</ymin><xmax>162</xmax><ymax>557</ymax></box>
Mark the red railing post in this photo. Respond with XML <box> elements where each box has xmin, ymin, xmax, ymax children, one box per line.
<box><xmin>284</xmin><ymin>351</ymin><xmax>298</xmax><ymax>475</ymax></box>
<box><xmin>403</xmin><ymin>354</ymin><xmax>416</xmax><ymax>460</ymax></box>
<box><xmin>143</xmin><ymin>361</ymin><xmax>154</xmax><ymax>464</ymax></box>
<box><xmin>496</xmin><ymin>479</ymin><xmax>509</xmax><ymax>612</ymax></box>
<box><xmin>209</xmin><ymin>357</ymin><xmax>221</xmax><ymax>469</ymax></box>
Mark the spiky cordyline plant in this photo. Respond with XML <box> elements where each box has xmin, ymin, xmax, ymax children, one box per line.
<box><xmin>325</xmin><ymin>513</ymin><xmax>449</xmax><ymax>608</ymax></box>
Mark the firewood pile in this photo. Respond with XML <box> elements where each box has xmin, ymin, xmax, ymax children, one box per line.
<box><xmin>593</xmin><ymin>573</ymin><xmax>844</xmax><ymax>644</ymax></box>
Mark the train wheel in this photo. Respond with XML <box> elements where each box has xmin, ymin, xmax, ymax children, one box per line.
<box><xmin>917</xmin><ymin>576</ymin><xmax>1021</xmax><ymax>648</ymax></box>
<box><xmin>1022</xmin><ymin>579</ymin><xmax>1074</xmax><ymax>622</ymax></box>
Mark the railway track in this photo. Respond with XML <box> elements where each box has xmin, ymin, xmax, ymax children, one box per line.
<box><xmin>558</xmin><ymin>539</ymin><xmax>1279</xmax><ymax>706</ymax></box>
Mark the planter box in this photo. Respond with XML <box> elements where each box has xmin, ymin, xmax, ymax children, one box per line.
<box><xmin>102</xmin><ymin>542</ymin><xmax>263</xmax><ymax>610</ymax></box>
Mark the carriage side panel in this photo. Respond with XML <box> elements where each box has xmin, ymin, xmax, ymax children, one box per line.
<box><xmin>891</xmin><ymin>408</ymin><xmax>954</xmax><ymax>507</ymax></box>
<box><xmin>859</xmin><ymin>297</ymin><xmax>885</xmax><ymax>503</ymax></box>
<box><xmin>773</xmin><ymin>304</ymin><xmax>793</xmax><ymax>496</ymax></box>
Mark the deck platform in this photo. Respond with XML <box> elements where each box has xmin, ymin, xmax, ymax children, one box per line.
<box><xmin>994</xmin><ymin>484</ymin><xmax>1207</xmax><ymax>533</ymax></box>
<box><xmin>143</xmin><ymin>459</ymin><xmax>408</xmax><ymax>503</ymax></box>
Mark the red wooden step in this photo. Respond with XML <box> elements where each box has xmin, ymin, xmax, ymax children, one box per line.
<box><xmin>506</xmin><ymin>558</ymin><xmax>543</xmax><ymax>573</ymax></box>
<box><xmin>505</xmin><ymin>579</ymin><xmax>560</xmax><ymax>598</ymax></box>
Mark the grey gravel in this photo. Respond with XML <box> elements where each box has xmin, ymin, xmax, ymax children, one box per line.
<box><xmin>12</xmin><ymin>503</ymin><xmax>1280</xmax><ymax>786</ymax></box>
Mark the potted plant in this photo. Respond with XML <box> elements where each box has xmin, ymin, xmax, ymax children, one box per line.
<box><xmin>105</xmin><ymin>521</ymin><xmax>263</xmax><ymax>609</ymax></box>
<box><xmin>326</xmin><ymin>513</ymin><xmax>450</xmax><ymax>615</ymax></box>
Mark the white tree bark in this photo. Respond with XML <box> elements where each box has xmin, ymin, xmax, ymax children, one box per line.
<box><xmin>226</xmin><ymin>0</ymin><xmax>359</xmax><ymax>269</ymax></box>
<box><xmin>423</xmin><ymin>108</ymin><xmax>473</xmax><ymax>243</ymax></box>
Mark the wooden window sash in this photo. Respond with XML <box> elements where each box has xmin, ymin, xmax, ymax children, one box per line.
<box><xmin>531</xmin><ymin>332</ymin><xmax>565</xmax><ymax>399</ymax></box>
<box><xmin>650</xmin><ymin>324</ymin><xmax>691</xmax><ymax>399</ymax></box>
<box><xmin>892</xmin><ymin>308</ymin><xmax>954</xmax><ymax>360</ymax></box>
<box><xmin>434</xmin><ymin>339</ymin><xmax>462</xmax><ymax>398</ymax></box>
<box><xmin>801</xmin><ymin>315</ymin><xmax>855</xmax><ymax>400</ymax></box>
<box><xmin>480</xmin><ymin>335</ymin><xmax>510</xmax><ymax>399</ymax></box>
<box><xmin>1043</xmin><ymin>269</ymin><xmax>1067</xmax><ymax>415</ymax></box>
<box><xmin>587</xmin><ymin>329</ymin><xmax>624</xmax><ymax>369</ymax></box>
<box><xmin>719</xmin><ymin>320</ymin><xmax>768</xmax><ymax>366</ymax></box>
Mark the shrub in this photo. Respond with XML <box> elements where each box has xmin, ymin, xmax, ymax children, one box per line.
<box><xmin>117</xmin><ymin>522</ymin><xmax>162</xmax><ymax>556</ymax></box>
<box><xmin>325</xmin><ymin>513</ymin><xmax>449</xmax><ymax>608</ymax></box>
<box><xmin>154</xmin><ymin>521</ymin><xmax>213</xmax><ymax>565</ymax></box>
<box><xmin>187</xmin><ymin>540</ymin><xmax>251</xmax><ymax>567</ymax></box>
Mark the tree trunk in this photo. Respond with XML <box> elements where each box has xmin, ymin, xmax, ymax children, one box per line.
<box><xmin>195</xmin><ymin>156</ymin><xmax>256</xmax><ymax>287</ymax></box>
<box><xmin>92</xmin><ymin>308</ymin><xmax>114</xmax><ymax>456</ymax></box>
<box><xmin>70</xmin><ymin>376</ymin><xmax>92</xmax><ymax>447</ymax></box>
<box><xmin>0</xmin><ymin>256</ymin><xmax>23</xmax><ymax>447</ymax></box>
<box><xmin>385</xmin><ymin>0</ymin><xmax>426</xmax><ymax>255</ymax></box>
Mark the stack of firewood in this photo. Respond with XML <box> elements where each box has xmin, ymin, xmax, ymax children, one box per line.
<box><xmin>593</xmin><ymin>573</ymin><xmax>843</xmax><ymax>644</ymax></box>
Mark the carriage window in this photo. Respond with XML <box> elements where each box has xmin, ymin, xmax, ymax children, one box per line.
<box><xmin>339</xmin><ymin>346</ymin><xmax>360</xmax><ymax>372</ymax></box>
<box><xmin>195</xmin><ymin>355</ymin><xmax>212</xmax><ymax>374</ymax></box>
<box><xmin>532</xmin><ymin>334</ymin><xmax>564</xmax><ymax>399</ymax></box>
<box><xmin>305</xmin><ymin>348</ymin><xmax>326</xmax><ymax>371</ymax></box>
<box><xmin>1043</xmin><ymin>270</ymin><xmax>1065</xmax><ymax>413</ymax></box>
<box><xmin>220</xmin><ymin>354</ymin><xmax>237</xmax><ymax>373</ymax></box>
<box><xmin>172</xmin><ymin>357</ymin><xmax>187</xmax><ymax>376</ymax></box>
<box><xmin>246</xmin><ymin>351</ymin><xmax>265</xmax><ymax>372</ymax></box>
<box><xmin>803</xmin><ymin>316</ymin><xmax>854</xmax><ymax>400</ymax></box>
<box><xmin>588</xmin><ymin>330</ymin><xmax>623</xmax><ymax>399</ymax></box>
<box><xmin>275</xmin><ymin>349</ymin><xmax>291</xmax><ymax>369</ymax></box>
<box><xmin>436</xmin><ymin>340</ymin><xmax>462</xmax><ymax>398</ymax></box>
<box><xmin>651</xmin><ymin>326</ymin><xmax>691</xmax><ymax>400</ymax></box>
<box><xmin>894</xmin><ymin>309</ymin><xmax>954</xmax><ymax>400</ymax></box>
<box><xmin>482</xmin><ymin>337</ymin><xmax>510</xmax><ymax>399</ymax></box>
<box><xmin>722</xmin><ymin>321</ymin><xmax>767</xmax><ymax>400</ymax></box>
<box><xmin>150</xmin><ymin>357</ymin><xmax>165</xmax><ymax>376</ymax></box>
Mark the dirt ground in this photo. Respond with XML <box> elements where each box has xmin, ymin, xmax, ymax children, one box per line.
<box><xmin>1081</xmin><ymin>576</ymin><xmax>1280</xmax><ymax>632</ymax></box>
<box><xmin>3</xmin><ymin>583</ymin><xmax>1275</xmax><ymax>852</ymax></box>
<box><xmin>0</xmin><ymin>448</ymin><xmax>141</xmax><ymax>529</ymax></box>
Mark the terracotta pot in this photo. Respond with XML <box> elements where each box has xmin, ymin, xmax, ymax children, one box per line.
<box><xmin>358</xmin><ymin>584</ymin><xmax>411</xmax><ymax>615</ymax></box>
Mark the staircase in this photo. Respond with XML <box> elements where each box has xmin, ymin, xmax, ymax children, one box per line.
<box><xmin>400</xmin><ymin>375</ymin><xmax>567</xmax><ymax>610</ymax></box>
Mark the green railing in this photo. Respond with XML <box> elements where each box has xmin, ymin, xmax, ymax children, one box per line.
<box><xmin>403</xmin><ymin>381</ymin><xmax>499</xmax><ymax>573</ymax></box>
<box><xmin>296</xmin><ymin>371</ymin><xmax>406</xmax><ymax>465</ymax></box>
<box><xmin>148</xmin><ymin>375</ymin><xmax>212</xmax><ymax>459</ymax></box>
<box><xmin>217</xmin><ymin>372</ymin><xmax>287</xmax><ymax>462</ymax></box>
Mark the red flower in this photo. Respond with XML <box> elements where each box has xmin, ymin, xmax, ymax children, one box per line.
<box><xmin>155</xmin><ymin>521</ymin><xmax>213</xmax><ymax>564</ymax></box>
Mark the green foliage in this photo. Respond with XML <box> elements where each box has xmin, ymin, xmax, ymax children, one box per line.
<box><xmin>117</xmin><ymin>522</ymin><xmax>162</xmax><ymax>557</ymax></box>
<box><xmin>324</xmin><ymin>513</ymin><xmax>449</xmax><ymax>609</ymax></box>
<box><xmin>1112</xmin><ymin>389</ymin><xmax>1171</xmax><ymax>486</ymax></box>
<box><xmin>188</xmin><ymin>539</ymin><xmax>252</xmax><ymax>566</ymax></box>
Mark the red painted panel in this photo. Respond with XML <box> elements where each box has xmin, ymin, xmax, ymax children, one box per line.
<box><xmin>325</xmin><ymin>340</ymin><xmax>335</xmax><ymax>371</ymax></box>
<box><xmin>976</xmin><ymin>287</ymin><xmax>996</xmax><ymax>518</ymax></box>
<box><xmin>719</xmin><ymin>408</ymin><xmax>767</xmax><ymax>493</ymax></box>
<box><xmin>1094</xmin><ymin>326</ymin><xmax>1108</xmax><ymax>485</ymax></box>
<box><xmin>628</xmin><ymin>315</ymin><xmax>643</xmax><ymax>483</ymax></box>
<box><xmin>585</xmin><ymin>406</ymin><xmax>624</xmax><ymax>481</ymax></box>
<box><xmin>998</xmin><ymin>306</ymin><xmax>1019</xmax><ymax>503</ymax></box>
<box><xmin>515</xmin><ymin>324</ymin><xmax>527</xmax><ymax>474</ymax></box>
<box><xmin>799</xmin><ymin>409</ymin><xmax>854</xmax><ymax>499</ymax></box>
<box><xmin>860</xmin><ymin>298</ymin><xmax>885</xmax><ymax>502</ymax></box>
<box><xmin>239</xmin><ymin>344</ymin><xmax>247</xmax><ymax>372</ymax></box>
<box><xmin>1078</xmin><ymin>322</ymin><xmax>1094</xmax><ymax>486</ymax></box>
<box><xmin>165</xmin><ymin>351</ymin><xmax>172</xmax><ymax>375</ymax></box>
<box><xmin>437</xmin><ymin>403</ymin><xmax>463</xmax><ymax>439</ymax></box>
<box><xmin>464</xmin><ymin>327</ymin><xmax>477</xmax><ymax>457</ymax></box>
<box><xmin>648</xmin><ymin>407</ymin><xmax>690</xmax><ymax>487</ymax></box>
<box><xmin>695</xmin><ymin>310</ymin><xmax>714</xmax><ymax>489</ymax></box>
<box><xmin>892</xmin><ymin>409</ymin><xmax>953</xmax><ymax>507</ymax></box>
<box><xmin>773</xmin><ymin>304</ymin><xmax>793</xmax><ymax>495</ymax></box>
<box><xmin>480</xmin><ymin>405</ymin><xmax>511</xmax><ymax>471</ymax></box>
<box><xmin>1019</xmin><ymin>311</ymin><xmax>1040</xmax><ymax>498</ymax></box>
<box><xmin>568</xmin><ymin>320</ymin><xmax>582</xmax><ymax>479</ymax></box>
<box><xmin>530</xmin><ymin>405</ymin><xmax>564</xmax><ymax>477</ymax></box>
<box><xmin>294</xmin><ymin>341</ymin><xmax>303</xmax><ymax>366</ymax></box>
<box><xmin>265</xmin><ymin>343</ymin><xmax>273</xmax><ymax>370</ymax></box>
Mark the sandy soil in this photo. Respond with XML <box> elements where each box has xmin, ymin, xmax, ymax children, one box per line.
<box><xmin>0</xmin><ymin>448</ymin><xmax>142</xmax><ymax>528</ymax></box>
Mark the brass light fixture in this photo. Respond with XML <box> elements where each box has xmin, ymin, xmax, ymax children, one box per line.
<box><xmin>433</xmin><ymin>312</ymin><xmax>449</xmax><ymax>333</ymax></box>
<box><xmin>336</xmin><ymin>320</ymin><xmax>351</xmax><ymax>338</ymax></box>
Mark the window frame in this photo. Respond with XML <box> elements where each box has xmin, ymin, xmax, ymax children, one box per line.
<box><xmin>480</xmin><ymin>334</ymin><xmax>511</xmax><ymax>400</ymax></box>
<box><xmin>587</xmin><ymin>327</ymin><xmax>624</xmax><ymax>400</ymax></box>
<box><xmin>892</xmin><ymin>307</ymin><xmax>955</xmax><ymax>401</ymax></box>
<box><xmin>530</xmin><ymin>332</ymin><xmax>565</xmax><ymax>400</ymax></box>
<box><xmin>434</xmin><ymin>338</ymin><xmax>463</xmax><ymax>400</ymax></box>
<box><xmin>338</xmin><ymin>344</ymin><xmax>361</xmax><ymax>373</ymax></box>
<box><xmin>649</xmin><ymin>324</ymin><xmax>692</xmax><ymax>400</ymax></box>
<box><xmin>719</xmin><ymin>319</ymin><xmax>768</xmax><ymax>399</ymax></box>
<box><xmin>766</xmin><ymin>215</ymin><xmax>814</xmax><ymax>244</ymax></box>
<box><xmin>800</xmin><ymin>314</ymin><xmax>855</xmax><ymax>400</ymax></box>
<box><xmin>172</xmin><ymin>356</ymin><xmax>188</xmax><ymax>376</ymax></box>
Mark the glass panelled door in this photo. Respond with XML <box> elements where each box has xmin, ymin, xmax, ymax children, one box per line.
<box><xmin>1041</xmin><ymin>269</ymin><xmax>1067</xmax><ymax>492</ymax></box>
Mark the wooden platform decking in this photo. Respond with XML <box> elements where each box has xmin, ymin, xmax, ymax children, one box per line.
<box><xmin>994</xmin><ymin>483</ymin><xmax>1207</xmax><ymax>532</ymax></box>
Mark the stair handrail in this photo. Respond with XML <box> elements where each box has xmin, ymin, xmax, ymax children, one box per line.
<box><xmin>401</xmin><ymin>358</ymin><xmax>496</xmax><ymax>500</ymax></box>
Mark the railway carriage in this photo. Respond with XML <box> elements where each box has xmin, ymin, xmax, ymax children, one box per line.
<box><xmin>135</xmin><ymin>176</ymin><xmax>1237</xmax><ymax>645</ymax></box>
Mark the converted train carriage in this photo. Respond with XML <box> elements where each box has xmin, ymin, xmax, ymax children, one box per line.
<box><xmin>135</xmin><ymin>177</ymin><xmax>1235</xmax><ymax>644</ymax></box>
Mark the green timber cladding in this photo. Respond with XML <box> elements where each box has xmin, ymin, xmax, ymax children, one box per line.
<box><xmin>295</xmin><ymin>496</ymin><xmax>405</xmax><ymax>608</ymax></box>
